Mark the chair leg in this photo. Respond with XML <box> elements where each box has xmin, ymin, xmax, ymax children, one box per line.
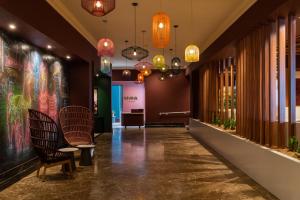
<box><xmin>37</xmin><ymin>166</ymin><xmax>41</xmax><ymax>178</ymax></box>
<box><xmin>41</xmin><ymin>166</ymin><xmax>47</xmax><ymax>181</ymax></box>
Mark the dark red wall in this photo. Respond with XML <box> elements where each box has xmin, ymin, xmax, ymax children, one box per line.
<box><xmin>68</xmin><ymin>61</ymin><xmax>90</xmax><ymax>108</ymax></box>
<box><xmin>144</xmin><ymin>71</ymin><xmax>190</xmax><ymax>124</ymax></box>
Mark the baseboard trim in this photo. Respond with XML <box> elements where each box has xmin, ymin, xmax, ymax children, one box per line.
<box><xmin>0</xmin><ymin>157</ymin><xmax>39</xmax><ymax>191</ymax></box>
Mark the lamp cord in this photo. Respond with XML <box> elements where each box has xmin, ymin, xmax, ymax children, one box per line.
<box><xmin>134</xmin><ymin>5</ymin><xmax>137</xmax><ymax>46</ymax></box>
<box><xmin>190</xmin><ymin>0</ymin><xmax>193</xmax><ymax>42</ymax></box>
<box><xmin>125</xmin><ymin>41</ymin><xmax>128</xmax><ymax>69</ymax></box>
<box><xmin>174</xmin><ymin>27</ymin><xmax>177</xmax><ymax>56</ymax></box>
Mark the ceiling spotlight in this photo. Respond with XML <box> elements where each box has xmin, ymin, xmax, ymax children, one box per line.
<box><xmin>47</xmin><ymin>45</ymin><xmax>52</xmax><ymax>50</ymax></box>
<box><xmin>8</xmin><ymin>23</ymin><xmax>16</xmax><ymax>30</ymax></box>
<box><xmin>66</xmin><ymin>55</ymin><xmax>71</xmax><ymax>60</ymax></box>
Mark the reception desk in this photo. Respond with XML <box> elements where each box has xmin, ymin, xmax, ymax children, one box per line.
<box><xmin>121</xmin><ymin>112</ymin><xmax>144</xmax><ymax>128</ymax></box>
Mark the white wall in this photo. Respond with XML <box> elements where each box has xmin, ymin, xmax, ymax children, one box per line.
<box><xmin>189</xmin><ymin>119</ymin><xmax>300</xmax><ymax>200</ymax></box>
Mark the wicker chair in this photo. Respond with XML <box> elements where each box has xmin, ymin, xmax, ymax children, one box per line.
<box><xmin>28</xmin><ymin>109</ymin><xmax>73</xmax><ymax>179</ymax></box>
<box><xmin>59</xmin><ymin>106</ymin><xmax>94</xmax><ymax>146</ymax></box>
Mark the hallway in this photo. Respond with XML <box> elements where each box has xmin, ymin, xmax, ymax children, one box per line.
<box><xmin>0</xmin><ymin>128</ymin><xmax>276</xmax><ymax>200</ymax></box>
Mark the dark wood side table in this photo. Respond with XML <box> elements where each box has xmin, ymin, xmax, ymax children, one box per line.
<box><xmin>76</xmin><ymin>144</ymin><xmax>96</xmax><ymax>166</ymax></box>
<box><xmin>58</xmin><ymin>147</ymin><xmax>79</xmax><ymax>171</ymax></box>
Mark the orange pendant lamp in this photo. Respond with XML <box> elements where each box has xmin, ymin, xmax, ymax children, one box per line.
<box><xmin>142</xmin><ymin>69</ymin><xmax>152</xmax><ymax>76</ymax></box>
<box><xmin>152</xmin><ymin>11</ymin><xmax>170</xmax><ymax>48</ymax></box>
<box><xmin>137</xmin><ymin>73</ymin><xmax>144</xmax><ymax>84</ymax></box>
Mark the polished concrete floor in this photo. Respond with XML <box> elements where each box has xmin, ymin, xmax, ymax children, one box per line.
<box><xmin>0</xmin><ymin>128</ymin><xmax>277</xmax><ymax>200</ymax></box>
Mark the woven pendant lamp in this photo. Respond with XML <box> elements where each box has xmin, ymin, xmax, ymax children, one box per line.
<box><xmin>122</xmin><ymin>3</ymin><xmax>149</xmax><ymax>61</ymax></box>
<box><xmin>152</xmin><ymin>12</ymin><xmax>170</xmax><ymax>48</ymax></box>
<box><xmin>81</xmin><ymin>0</ymin><xmax>115</xmax><ymax>17</ymax></box>
<box><xmin>185</xmin><ymin>0</ymin><xmax>200</xmax><ymax>62</ymax></box>
<box><xmin>97</xmin><ymin>20</ymin><xmax>115</xmax><ymax>57</ymax></box>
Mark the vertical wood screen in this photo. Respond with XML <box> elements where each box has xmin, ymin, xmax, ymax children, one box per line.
<box><xmin>235</xmin><ymin>16</ymin><xmax>296</xmax><ymax>147</ymax></box>
<box><xmin>196</xmin><ymin>15</ymin><xmax>296</xmax><ymax>148</ymax></box>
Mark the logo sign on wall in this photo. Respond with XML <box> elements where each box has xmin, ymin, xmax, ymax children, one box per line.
<box><xmin>124</xmin><ymin>96</ymin><xmax>138</xmax><ymax>102</ymax></box>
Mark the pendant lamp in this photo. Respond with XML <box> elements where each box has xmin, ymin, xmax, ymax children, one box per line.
<box><xmin>185</xmin><ymin>0</ymin><xmax>200</xmax><ymax>63</ymax></box>
<box><xmin>122</xmin><ymin>3</ymin><xmax>148</xmax><ymax>61</ymax></box>
<box><xmin>153</xmin><ymin>54</ymin><xmax>165</xmax><ymax>69</ymax></box>
<box><xmin>122</xmin><ymin>40</ymin><xmax>131</xmax><ymax>79</ymax></box>
<box><xmin>185</xmin><ymin>45</ymin><xmax>199</xmax><ymax>62</ymax></box>
<box><xmin>159</xmin><ymin>73</ymin><xmax>166</xmax><ymax>81</ymax></box>
<box><xmin>81</xmin><ymin>0</ymin><xmax>115</xmax><ymax>17</ymax></box>
<box><xmin>122</xmin><ymin>69</ymin><xmax>131</xmax><ymax>77</ymax></box>
<box><xmin>100</xmin><ymin>57</ymin><xmax>111</xmax><ymax>74</ymax></box>
<box><xmin>97</xmin><ymin>38</ymin><xmax>114</xmax><ymax>57</ymax></box>
<box><xmin>171</xmin><ymin>57</ymin><xmax>181</xmax><ymax>75</ymax></box>
<box><xmin>142</xmin><ymin>68</ymin><xmax>152</xmax><ymax>76</ymax></box>
<box><xmin>171</xmin><ymin>25</ymin><xmax>181</xmax><ymax>75</ymax></box>
<box><xmin>135</xmin><ymin>30</ymin><xmax>152</xmax><ymax>77</ymax></box>
<box><xmin>97</xmin><ymin>20</ymin><xmax>115</xmax><ymax>57</ymax></box>
<box><xmin>160</xmin><ymin>64</ymin><xmax>169</xmax><ymax>72</ymax></box>
<box><xmin>135</xmin><ymin>61</ymin><xmax>152</xmax><ymax>71</ymax></box>
<box><xmin>152</xmin><ymin>12</ymin><xmax>170</xmax><ymax>48</ymax></box>
<box><xmin>136</xmin><ymin>72</ymin><xmax>144</xmax><ymax>84</ymax></box>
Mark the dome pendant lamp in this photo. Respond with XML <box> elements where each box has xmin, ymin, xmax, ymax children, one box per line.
<box><xmin>122</xmin><ymin>40</ymin><xmax>131</xmax><ymax>79</ymax></box>
<box><xmin>153</xmin><ymin>54</ymin><xmax>165</xmax><ymax>69</ymax></box>
<box><xmin>97</xmin><ymin>20</ymin><xmax>115</xmax><ymax>57</ymax></box>
<box><xmin>185</xmin><ymin>0</ymin><xmax>199</xmax><ymax>63</ymax></box>
<box><xmin>81</xmin><ymin>0</ymin><xmax>115</xmax><ymax>17</ymax></box>
<box><xmin>122</xmin><ymin>3</ymin><xmax>149</xmax><ymax>61</ymax></box>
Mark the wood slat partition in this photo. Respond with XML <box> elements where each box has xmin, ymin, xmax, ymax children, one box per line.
<box><xmin>264</xmin><ymin>24</ymin><xmax>271</xmax><ymax>146</ymax></box>
<box><xmin>224</xmin><ymin>59</ymin><xmax>229</xmax><ymax>121</ymax></box>
<box><xmin>236</xmin><ymin>23</ymin><xmax>274</xmax><ymax>144</ymax></box>
<box><xmin>278</xmin><ymin>17</ymin><xmax>286</xmax><ymax>147</ymax></box>
<box><xmin>198</xmin><ymin>62</ymin><xmax>223</xmax><ymax>124</ymax></box>
<box><xmin>196</xmin><ymin>14</ymin><xmax>296</xmax><ymax>148</ymax></box>
<box><xmin>230</xmin><ymin>59</ymin><xmax>235</xmax><ymax>119</ymax></box>
<box><xmin>220</xmin><ymin>61</ymin><xmax>224</xmax><ymax>122</ymax></box>
<box><xmin>270</xmin><ymin>21</ymin><xmax>278</xmax><ymax>147</ymax></box>
<box><xmin>234</xmin><ymin>16</ymin><xmax>296</xmax><ymax>147</ymax></box>
<box><xmin>287</xmin><ymin>14</ymin><xmax>296</xmax><ymax>139</ymax></box>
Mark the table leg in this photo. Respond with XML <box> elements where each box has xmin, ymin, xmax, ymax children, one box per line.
<box><xmin>62</xmin><ymin>152</ymin><xmax>76</xmax><ymax>171</ymax></box>
<box><xmin>79</xmin><ymin>148</ymin><xmax>92</xmax><ymax>166</ymax></box>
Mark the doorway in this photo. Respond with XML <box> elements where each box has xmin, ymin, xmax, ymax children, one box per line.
<box><xmin>112</xmin><ymin>85</ymin><xmax>123</xmax><ymax>127</ymax></box>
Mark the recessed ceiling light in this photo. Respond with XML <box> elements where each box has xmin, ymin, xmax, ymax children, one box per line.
<box><xmin>47</xmin><ymin>45</ymin><xmax>52</xmax><ymax>49</ymax></box>
<box><xmin>8</xmin><ymin>23</ymin><xmax>16</xmax><ymax>30</ymax></box>
<box><xmin>66</xmin><ymin>55</ymin><xmax>71</xmax><ymax>60</ymax></box>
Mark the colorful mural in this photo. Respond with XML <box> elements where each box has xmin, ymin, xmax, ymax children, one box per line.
<box><xmin>0</xmin><ymin>32</ymin><xmax>69</xmax><ymax>172</ymax></box>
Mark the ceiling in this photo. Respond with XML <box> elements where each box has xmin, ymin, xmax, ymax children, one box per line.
<box><xmin>47</xmin><ymin>0</ymin><xmax>256</xmax><ymax>69</ymax></box>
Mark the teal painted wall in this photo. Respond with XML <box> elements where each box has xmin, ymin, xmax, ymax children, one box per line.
<box><xmin>112</xmin><ymin>85</ymin><xmax>122</xmax><ymax>122</ymax></box>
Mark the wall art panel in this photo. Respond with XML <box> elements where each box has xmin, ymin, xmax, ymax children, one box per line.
<box><xmin>0</xmin><ymin>32</ymin><xmax>69</xmax><ymax>173</ymax></box>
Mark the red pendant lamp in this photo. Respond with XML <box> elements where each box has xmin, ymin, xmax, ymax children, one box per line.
<box><xmin>97</xmin><ymin>20</ymin><xmax>115</xmax><ymax>57</ymax></box>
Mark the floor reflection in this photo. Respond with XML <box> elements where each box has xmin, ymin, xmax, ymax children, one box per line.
<box><xmin>112</xmin><ymin>128</ymin><xmax>165</xmax><ymax>165</ymax></box>
<box><xmin>0</xmin><ymin>128</ymin><xmax>277</xmax><ymax>200</ymax></box>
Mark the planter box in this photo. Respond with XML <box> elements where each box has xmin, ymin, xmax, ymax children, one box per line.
<box><xmin>189</xmin><ymin>118</ymin><xmax>300</xmax><ymax>200</ymax></box>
